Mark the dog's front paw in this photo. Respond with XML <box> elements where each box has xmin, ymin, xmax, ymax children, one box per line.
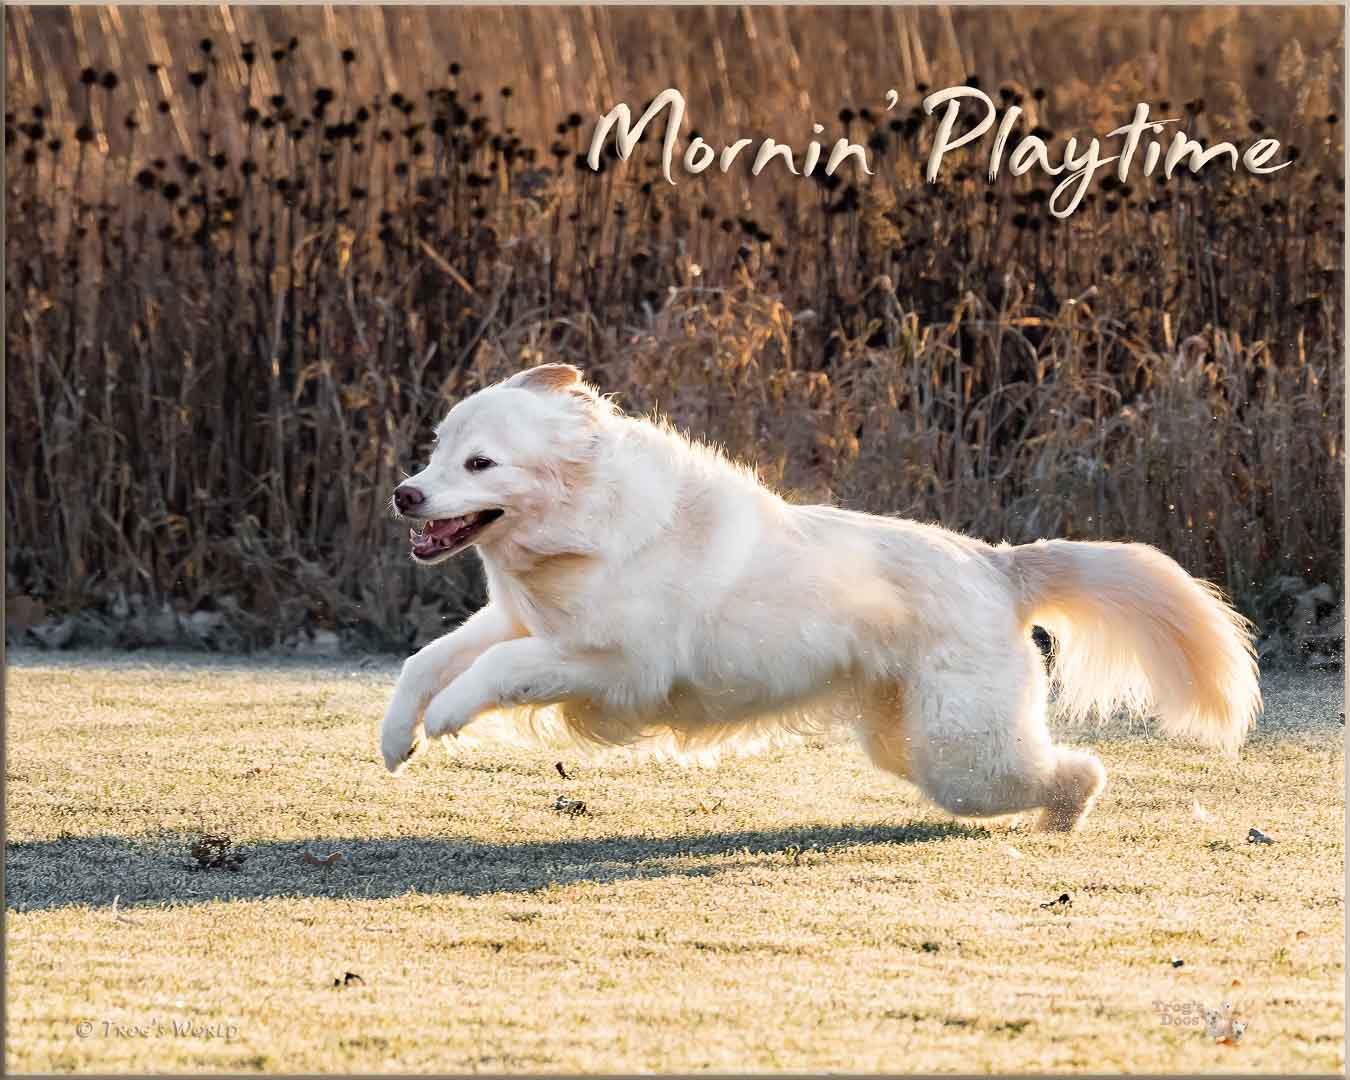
<box><xmin>380</xmin><ymin>716</ymin><xmax>426</xmax><ymax>775</ymax></box>
<box><xmin>423</xmin><ymin>688</ymin><xmax>470</xmax><ymax>741</ymax></box>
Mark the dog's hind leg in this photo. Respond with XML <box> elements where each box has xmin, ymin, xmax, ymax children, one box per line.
<box><xmin>856</xmin><ymin>680</ymin><xmax>917</xmax><ymax>783</ymax></box>
<box><xmin>873</xmin><ymin>647</ymin><xmax>1106</xmax><ymax>831</ymax></box>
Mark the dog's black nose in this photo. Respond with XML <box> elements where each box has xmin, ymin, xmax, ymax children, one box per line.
<box><xmin>394</xmin><ymin>485</ymin><xmax>425</xmax><ymax>513</ymax></box>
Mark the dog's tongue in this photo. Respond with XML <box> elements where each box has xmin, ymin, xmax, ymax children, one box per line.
<box><xmin>411</xmin><ymin>514</ymin><xmax>477</xmax><ymax>557</ymax></box>
<box><xmin>421</xmin><ymin>517</ymin><xmax>464</xmax><ymax>541</ymax></box>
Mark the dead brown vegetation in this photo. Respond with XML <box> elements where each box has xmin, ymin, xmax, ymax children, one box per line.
<box><xmin>4</xmin><ymin>7</ymin><xmax>1343</xmax><ymax>652</ymax></box>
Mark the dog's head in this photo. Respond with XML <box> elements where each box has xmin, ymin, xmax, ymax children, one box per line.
<box><xmin>394</xmin><ymin>364</ymin><xmax>606</xmax><ymax>565</ymax></box>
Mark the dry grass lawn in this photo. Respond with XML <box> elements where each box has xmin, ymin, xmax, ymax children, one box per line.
<box><xmin>4</xmin><ymin>652</ymin><xmax>1344</xmax><ymax>1073</ymax></box>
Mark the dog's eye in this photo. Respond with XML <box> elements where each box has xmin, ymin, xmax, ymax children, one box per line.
<box><xmin>465</xmin><ymin>455</ymin><xmax>495</xmax><ymax>473</ymax></box>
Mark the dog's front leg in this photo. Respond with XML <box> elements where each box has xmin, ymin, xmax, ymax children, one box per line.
<box><xmin>423</xmin><ymin>638</ymin><xmax>618</xmax><ymax>740</ymax></box>
<box><xmin>381</xmin><ymin>603</ymin><xmax>521</xmax><ymax>773</ymax></box>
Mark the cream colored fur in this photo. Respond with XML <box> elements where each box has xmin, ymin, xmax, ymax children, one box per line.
<box><xmin>380</xmin><ymin>365</ymin><xmax>1262</xmax><ymax>831</ymax></box>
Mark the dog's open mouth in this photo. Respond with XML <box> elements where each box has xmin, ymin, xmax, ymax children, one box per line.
<box><xmin>409</xmin><ymin>509</ymin><xmax>504</xmax><ymax>560</ymax></box>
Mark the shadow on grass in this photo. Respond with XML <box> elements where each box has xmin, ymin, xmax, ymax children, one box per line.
<box><xmin>7</xmin><ymin>820</ymin><xmax>982</xmax><ymax>911</ymax></box>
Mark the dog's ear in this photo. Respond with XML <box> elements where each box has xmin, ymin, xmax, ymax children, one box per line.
<box><xmin>505</xmin><ymin>363</ymin><xmax>584</xmax><ymax>394</ymax></box>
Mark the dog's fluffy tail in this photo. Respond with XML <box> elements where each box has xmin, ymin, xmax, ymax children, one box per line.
<box><xmin>1004</xmin><ymin>539</ymin><xmax>1261</xmax><ymax>755</ymax></box>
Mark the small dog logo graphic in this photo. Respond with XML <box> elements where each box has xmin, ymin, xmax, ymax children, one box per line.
<box><xmin>1202</xmin><ymin>1002</ymin><xmax>1249</xmax><ymax>1045</ymax></box>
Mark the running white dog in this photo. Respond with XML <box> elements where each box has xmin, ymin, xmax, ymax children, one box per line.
<box><xmin>380</xmin><ymin>364</ymin><xmax>1261</xmax><ymax>831</ymax></box>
